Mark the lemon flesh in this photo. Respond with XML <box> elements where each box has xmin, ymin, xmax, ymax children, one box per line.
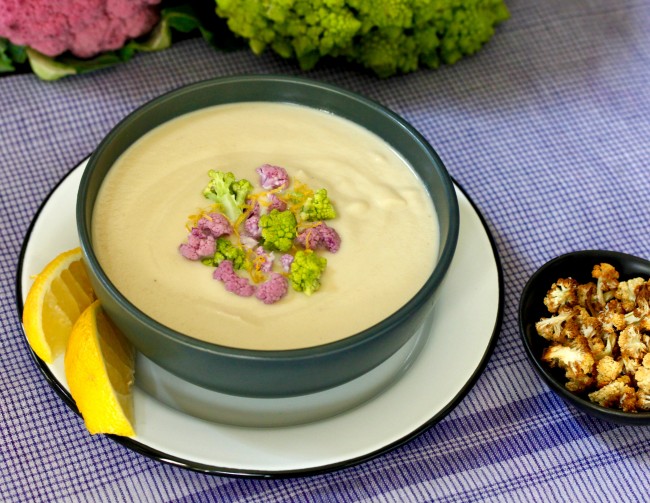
<box><xmin>23</xmin><ymin>248</ymin><xmax>96</xmax><ymax>363</ymax></box>
<box><xmin>65</xmin><ymin>300</ymin><xmax>135</xmax><ymax>437</ymax></box>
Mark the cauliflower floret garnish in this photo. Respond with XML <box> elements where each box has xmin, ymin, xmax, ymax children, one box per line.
<box><xmin>289</xmin><ymin>250</ymin><xmax>327</xmax><ymax>296</ymax></box>
<box><xmin>213</xmin><ymin>260</ymin><xmax>256</xmax><ymax>298</ymax></box>
<box><xmin>259</xmin><ymin>209</ymin><xmax>298</xmax><ymax>252</ymax></box>
<box><xmin>296</xmin><ymin>222</ymin><xmax>341</xmax><ymax>253</ymax></box>
<box><xmin>256</xmin><ymin>164</ymin><xmax>289</xmax><ymax>190</ymax></box>
<box><xmin>255</xmin><ymin>273</ymin><xmax>289</xmax><ymax>305</ymax></box>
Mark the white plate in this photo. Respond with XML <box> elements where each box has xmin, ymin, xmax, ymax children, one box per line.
<box><xmin>17</xmin><ymin>159</ymin><xmax>503</xmax><ymax>476</ymax></box>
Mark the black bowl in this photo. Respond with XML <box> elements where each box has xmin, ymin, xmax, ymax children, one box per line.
<box><xmin>77</xmin><ymin>75</ymin><xmax>459</xmax><ymax>398</ymax></box>
<box><xmin>519</xmin><ymin>249</ymin><xmax>650</xmax><ymax>425</ymax></box>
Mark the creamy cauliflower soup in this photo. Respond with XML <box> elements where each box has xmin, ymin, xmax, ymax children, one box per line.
<box><xmin>92</xmin><ymin>102</ymin><xmax>438</xmax><ymax>350</ymax></box>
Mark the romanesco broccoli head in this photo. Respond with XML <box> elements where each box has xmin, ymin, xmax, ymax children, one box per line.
<box><xmin>259</xmin><ymin>209</ymin><xmax>298</xmax><ymax>252</ymax></box>
<box><xmin>214</xmin><ymin>0</ymin><xmax>509</xmax><ymax>77</ymax></box>
<box><xmin>300</xmin><ymin>188</ymin><xmax>336</xmax><ymax>221</ymax></box>
<box><xmin>289</xmin><ymin>250</ymin><xmax>327</xmax><ymax>296</ymax></box>
<box><xmin>202</xmin><ymin>170</ymin><xmax>253</xmax><ymax>222</ymax></box>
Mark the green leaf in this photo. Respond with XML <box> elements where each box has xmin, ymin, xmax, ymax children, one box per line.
<box><xmin>0</xmin><ymin>37</ymin><xmax>27</xmax><ymax>73</ymax></box>
<box><xmin>26</xmin><ymin>48</ymin><xmax>78</xmax><ymax>80</ymax></box>
<box><xmin>9</xmin><ymin>43</ymin><xmax>27</xmax><ymax>64</ymax></box>
<box><xmin>0</xmin><ymin>54</ymin><xmax>15</xmax><ymax>73</ymax></box>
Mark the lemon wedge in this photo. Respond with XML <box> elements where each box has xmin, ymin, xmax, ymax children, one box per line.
<box><xmin>22</xmin><ymin>247</ymin><xmax>96</xmax><ymax>363</ymax></box>
<box><xmin>65</xmin><ymin>300</ymin><xmax>135</xmax><ymax>437</ymax></box>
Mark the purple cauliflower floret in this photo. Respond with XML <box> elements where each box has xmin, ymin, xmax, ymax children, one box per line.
<box><xmin>180</xmin><ymin>212</ymin><xmax>233</xmax><ymax>260</ymax></box>
<box><xmin>280</xmin><ymin>254</ymin><xmax>294</xmax><ymax>273</ymax></box>
<box><xmin>244</xmin><ymin>214</ymin><xmax>262</xmax><ymax>238</ymax></box>
<box><xmin>267</xmin><ymin>193</ymin><xmax>288</xmax><ymax>212</ymax></box>
<box><xmin>255</xmin><ymin>273</ymin><xmax>289</xmax><ymax>304</ymax></box>
<box><xmin>242</xmin><ymin>202</ymin><xmax>262</xmax><ymax>238</ymax></box>
<box><xmin>239</xmin><ymin>235</ymin><xmax>259</xmax><ymax>250</ymax></box>
<box><xmin>179</xmin><ymin>228</ymin><xmax>216</xmax><ymax>261</ymax></box>
<box><xmin>197</xmin><ymin>212</ymin><xmax>233</xmax><ymax>238</ymax></box>
<box><xmin>256</xmin><ymin>164</ymin><xmax>289</xmax><ymax>190</ymax></box>
<box><xmin>297</xmin><ymin>223</ymin><xmax>341</xmax><ymax>253</ymax></box>
<box><xmin>0</xmin><ymin>0</ymin><xmax>161</xmax><ymax>58</ymax></box>
<box><xmin>247</xmin><ymin>201</ymin><xmax>261</xmax><ymax>217</ymax></box>
<box><xmin>254</xmin><ymin>246</ymin><xmax>275</xmax><ymax>273</ymax></box>
<box><xmin>213</xmin><ymin>260</ymin><xmax>256</xmax><ymax>297</ymax></box>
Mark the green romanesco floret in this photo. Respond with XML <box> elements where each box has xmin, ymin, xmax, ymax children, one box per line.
<box><xmin>300</xmin><ymin>188</ymin><xmax>336</xmax><ymax>221</ymax></box>
<box><xmin>202</xmin><ymin>237</ymin><xmax>249</xmax><ymax>270</ymax></box>
<box><xmin>214</xmin><ymin>0</ymin><xmax>509</xmax><ymax>77</ymax></box>
<box><xmin>202</xmin><ymin>170</ymin><xmax>253</xmax><ymax>222</ymax></box>
<box><xmin>217</xmin><ymin>0</ymin><xmax>362</xmax><ymax>70</ymax></box>
<box><xmin>259</xmin><ymin>209</ymin><xmax>298</xmax><ymax>252</ymax></box>
<box><xmin>289</xmin><ymin>250</ymin><xmax>327</xmax><ymax>295</ymax></box>
<box><xmin>430</xmin><ymin>0</ymin><xmax>510</xmax><ymax>65</ymax></box>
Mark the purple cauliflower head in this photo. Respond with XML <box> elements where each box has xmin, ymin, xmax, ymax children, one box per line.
<box><xmin>0</xmin><ymin>0</ymin><xmax>161</xmax><ymax>58</ymax></box>
<box><xmin>255</xmin><ymin>273</ymin><xmax>289</xmax><ymax>304</ymax></box>
<box><xmin>213</xmin><ymin>260</ymin><xmax>256</xmax><ymax>297</ymax></box>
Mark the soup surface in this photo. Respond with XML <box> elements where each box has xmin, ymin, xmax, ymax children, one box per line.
<box><xmin>92</xmin><ymin>102</ymin><xmax>438</xmax><ymax>350</ymax></box>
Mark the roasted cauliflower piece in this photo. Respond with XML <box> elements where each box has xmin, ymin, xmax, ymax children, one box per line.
<box><xmin>588</xmin><ymin>376</ymin><xmax>637</xmax><ymax>412</ymax></box>
<box><xmin>543</xmin><ymin>278</ymin><xmax>578</xmax><ymax>313</ymax></box>
<box><xmin>535</xmin><ymin>263</ymin><xmax>650</xmax><ymax>412</ymax></box>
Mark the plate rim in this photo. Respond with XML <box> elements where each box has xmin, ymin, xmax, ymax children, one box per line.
<box><xmin>15</xmin><ymin>158</ymin><xmax>504</xmax><ymax>478</ymax></box>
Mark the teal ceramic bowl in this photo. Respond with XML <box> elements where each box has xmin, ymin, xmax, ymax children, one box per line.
<box><xmin>77</xmin><ymin>75</ymin><xmax>459</xmax><ymax>398</ymax></box>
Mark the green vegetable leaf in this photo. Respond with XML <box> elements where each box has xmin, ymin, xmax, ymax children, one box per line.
<box><xmin>0</xmin><ymin>38</ymin><xmax>27</xmax><ymax>73</ymax></box>
<box><xmin>26</xmin><ymin>48</ymin><xmax>78</xmax><ymax>80</ymax></box>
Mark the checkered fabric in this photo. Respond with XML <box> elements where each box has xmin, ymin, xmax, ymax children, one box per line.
<box><xmin>2</xmin><ymin>0</ymin><xmax>650</xmax><ymax>501</ymax></box>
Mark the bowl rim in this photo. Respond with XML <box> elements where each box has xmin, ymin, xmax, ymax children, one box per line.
<box><xmin>77</xmin><ymin>74</ymin><xmax>459</xmax><ymax>359</ymax></box>
<box><xmin>518</xmin><ymin>249</ymin><xmax>650</xmax><ymax>423</ymax></box>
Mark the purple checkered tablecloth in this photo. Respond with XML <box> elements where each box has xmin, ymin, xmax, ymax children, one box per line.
<box><xmin>3</xmin><ymin>0</ymin><xmax>650</xmax><ymax>501</ymax></box>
